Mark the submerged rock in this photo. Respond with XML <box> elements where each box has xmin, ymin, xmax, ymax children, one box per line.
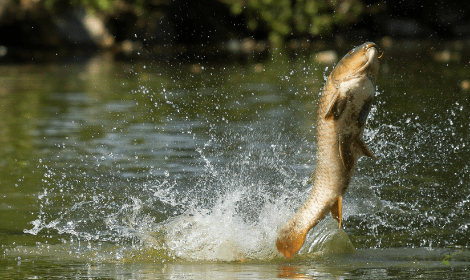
<box><xmin>301</xmin><ymin>218</ymin><xmax>355</xmax><ymax>255</ymax></box>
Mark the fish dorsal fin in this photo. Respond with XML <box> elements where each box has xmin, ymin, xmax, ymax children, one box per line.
<box><xmin>339</xmin><ymin>134</ymin><xmax>354</xmax><ymax>171</ymax></box>
<box><xmin>354</xmin><ymin>137</ymin><xmax>376</xmax><ymax>158</ymax></box>
<box><xmin>324</xmin><ymin>89</ymin><xmax>348</xmax><ymax>120</ymax></box>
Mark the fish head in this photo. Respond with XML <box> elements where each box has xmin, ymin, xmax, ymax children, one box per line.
<box><xmin>330</xmin><ymin>42</ymin><xmax>380</xmax><ymax>84</ymax></box>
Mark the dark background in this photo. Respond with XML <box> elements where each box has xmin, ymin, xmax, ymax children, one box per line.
<box><xmin>0</xmin><ymin>0</ymin><xmax>468</xmax><ymax>62</ymax></box>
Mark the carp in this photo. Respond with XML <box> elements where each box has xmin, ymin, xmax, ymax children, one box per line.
<box><xmin>276</xmin><ymin>42</ymin><xmax>381</xmax><ymax>258</ymax></box>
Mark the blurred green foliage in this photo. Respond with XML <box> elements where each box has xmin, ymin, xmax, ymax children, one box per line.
<box><xmin>42</xmin><ymin>0</ymin><xmax>147</xmax><ymax>13</ymax></box>
<box><xmin>41</xmin><ymin>0</ymin><xmax>364</xmax><ymax>45</ymax></box>
<box><xmin>223</xmin><ymin>0</ymin><xmax>364</xmax><ymax>45</ymax></box>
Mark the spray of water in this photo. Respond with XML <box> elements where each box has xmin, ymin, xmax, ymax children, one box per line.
<box><xmin>22</xmin><ymin>122</ymin><xmax>361</xmax><ymax>262</ymax></box>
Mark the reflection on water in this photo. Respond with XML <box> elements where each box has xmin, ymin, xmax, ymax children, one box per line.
<box><xmin>1</xmin><ymin>49</ymin><xmax>470</xmax><ymax>278</ymax></box>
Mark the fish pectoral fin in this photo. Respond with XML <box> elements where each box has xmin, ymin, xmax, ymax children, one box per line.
<box><xmin>324</xmin><ymin>90</ymin><xmax>347</xmax><ymax>120</ymax></box>
<box><xmin>324</xmin><ymin>90</ymin><xmax>339</xmax><ymax>119</ymax></box>
<box><xmin>330</xmin><ymin>196</ymin><xmax>343</xmax><ymax>228</ymax></box>
<box><xmin>355</xmin><ymin>137</ymin><xmax>376</xmax><ymax>158</ymax></box>
<box><xmin>339</xmin><ymin>134</ymin><xmax>354</xmax><ymax>171</ymax></box>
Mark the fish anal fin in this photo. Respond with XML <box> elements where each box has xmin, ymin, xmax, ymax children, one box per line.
<box><xmin>330</xmin><ymin>196</ymin><xmax>343</xmax><ymax>228</ymax></box>
<box><xmin>355</xmin><ymin>137</ymin><xmax>376</xmax><ymax>158</ymax></box>
<box><xmin>339</xmin><ymin>134</ymin><xmax>354</xmax><ymax>171</ymax></box>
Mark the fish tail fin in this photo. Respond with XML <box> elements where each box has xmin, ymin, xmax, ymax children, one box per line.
<box><xmin>276</xmin><ymin>225</ymin><xmax>309</xmax><ymax>258</ymax></box>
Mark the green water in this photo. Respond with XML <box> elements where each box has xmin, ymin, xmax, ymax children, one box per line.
<box><xmin>1</xmin><ymin>45</ymin><xmax>470</xmax><ymax>278</ymax></box>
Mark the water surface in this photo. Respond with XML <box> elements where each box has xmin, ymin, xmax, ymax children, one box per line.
<box><xmin>1</xmin><ymin>47</ymin><xmax>470</xmax><ymax>278</ymax></box>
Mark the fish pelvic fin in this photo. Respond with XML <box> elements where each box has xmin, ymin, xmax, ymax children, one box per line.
<box><xmin>355</xmin><ymin>137</ymin><xmax>376</xmax><ymax>158</ymax></box>
<box><xmin>340</xmin><ymin>135</ymin><xmax>376</xmax><ymax>171</ymax></box>
<box><xmin>330</xmin><ymin>196</ymin><xmax>343</xmax><ymax>228</ymax></box>
<box><xmin>339</xmin><ymin>134</ymin><xmax>354</xmax><ymax>172</ymax></box>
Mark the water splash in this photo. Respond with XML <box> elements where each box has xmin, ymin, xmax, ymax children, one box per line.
<box><xmin>23</xmin><ymin>126</ymin><xmax>358</xmax><ymax>262</ymax></box>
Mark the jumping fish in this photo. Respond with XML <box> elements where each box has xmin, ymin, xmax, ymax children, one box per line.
<box><xmin>276</xmin><ymin>42</ymin><xmax>381</xmax><ymax>258</ymax></box>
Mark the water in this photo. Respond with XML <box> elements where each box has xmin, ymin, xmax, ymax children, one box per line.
<box><xmin>1</xmin><ymin>46</ymin><xmax>470</xmax><ymax>278</ymax></box>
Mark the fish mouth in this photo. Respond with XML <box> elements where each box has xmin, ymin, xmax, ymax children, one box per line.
<box><xmin>349</xmin><ymin>42</ymin><xmax>382</xmax><ymax>58</ymax></box>
<box><xmin>364</xmin><ymin>43</ymin><xmax>379</xmax><ymax>61</ymax></box>
<box><xmin>364</xmin><ymin>43</ymin><xmax>384</xmax><ymax>60</ymax></box>
<box><xmin>367</xmin><ymin>43</ymin><xmax>384</xmax><ymax>59</ymax></box>
<box><xmin>365</xmin><ymin>42</ymin><xmax>378</xmax><ymax>51</ymax></box>
<box><xmin>357</xmin><ymin>43</ymin><xmax>381</xmax><ymax>74</ymax></box>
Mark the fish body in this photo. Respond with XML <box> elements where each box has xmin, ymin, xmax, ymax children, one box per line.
<box><xmin>276</xmin><ymin>42</ymin><xmax>380</xmax><ymax>258</ymax></box>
